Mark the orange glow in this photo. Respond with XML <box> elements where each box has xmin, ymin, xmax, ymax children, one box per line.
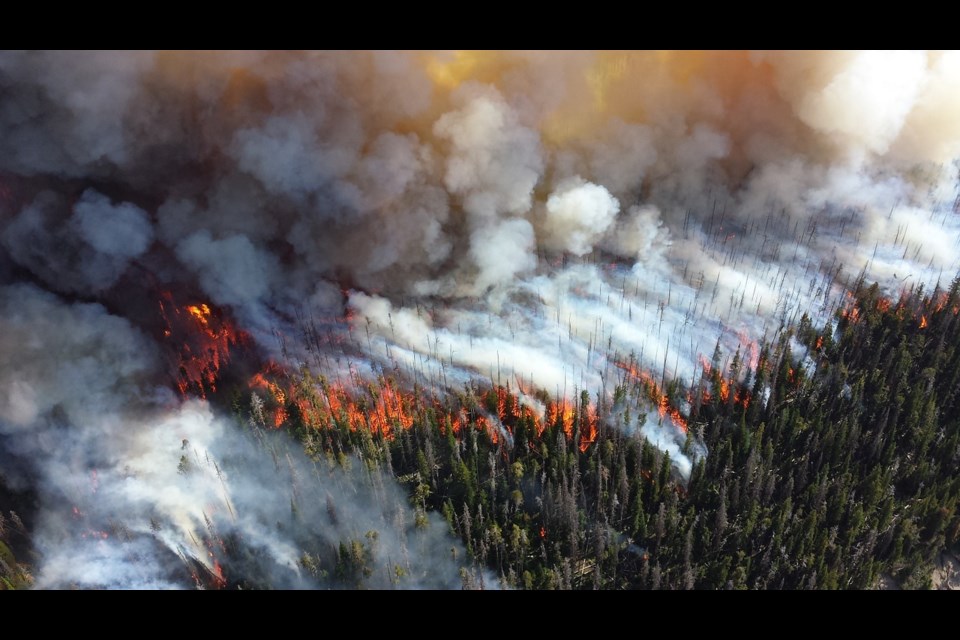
<box><xmin>579</xmin><ymin>403</ymin><xmax>598</xmax><ymax>453</ymax></box>
<box><xmin>212</xmin><ymin>560</ymin><xmax>227</xmax><ymax>589</ymax></box>
<box><xmin>815</xmin><ymin>335</ymin><xmax>824</xmax><ymax>351</ymax></box>
<box><xmin>840</xmin><ymin>304</ymin><xmax>861</xmax><ymax>324</ymax></box>
<box><xmin>734</xmin><ymin>388</ymin><xmax>751</xmax><ymax>410</ymax></box>
<box><xmin>159</xmin><ymin>292</ymin><xmax>247</xmax><ymax>399</ymax></box>
<box><xmin>613</xmin><ymin>360</ymin><xmax>687</xmax><ymax>433</ymax></box>
<box><xmin>249</xmin><ymin>368</ymin><xmax>289</xmax><ymax>428</ymax></box>
<box><xmin>719</xmin><ymin>378</ymin><xmax>730</xmax><ymax>403</ymax></box>
<box><xmin>842</xmin><ymin>288</ymin><xmax>960</xmax><ymax>332</ymax></box>
<box><xmin>933</xmin><ymin>292</ymin><xmax>949</xmax><ymax>313</ymax></box>
<box><xmin>186</xmin><ymin>303</ymin><xmax>211</xmax><ymax>326</ymax></box>
<box><xmin>736</xmin><ymin>330</ymin><xmax>761</xmax><ymax>371</ymax></box>
<box><xmin>245</xmin><ymin>364</ymin><xmax>603</xmax><ymax>457</ymax></box>
<box><xmin>696</xmin><ymin>354</ymin><xmax>752</xmax><ymax>410</ymax></box>
<box><xmin>548</xmin><ymin>400</ymin><xmax>576</xmax><ymax>440</ymax></box>
<box><xmin>698</xmin><ymin>354</ymin><xmax>713</xmax><ymax>376</ymax></box>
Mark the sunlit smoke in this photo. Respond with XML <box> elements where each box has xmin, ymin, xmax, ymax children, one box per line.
<box><xmin>2</xmin><ymin>50</ymin><xmax>960</xmax><ymax>587</ymax></box>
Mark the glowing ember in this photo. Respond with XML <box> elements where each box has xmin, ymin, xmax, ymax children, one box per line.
<box><xmin>158</xmin><ymin>292</ymin><xmax>247</xmax><ymax>399</ymax></box>
<box><xmin>548</xmin><ymin>400</ymin><xmax>576</xmax><ymax>440</ymax></box>
<box><xmin>212</xmin><ymin>560</ymin><xmax>227</xmax><ymax>589</ymax></box>
<box><xmin>613</xmin><ymin>360</ymin><xmax>688</xmax><ymax>432</ymax></box>
<box><xmin>246</xmin><ymin>364</ymin><xmax>602</xmax><ymax>458</ymax></box>
<box><xmin>736</xmin><ymin>329</ymin><xmax>761</xmax><ymax>371</ymax></box>
<box><xmin>186</xmin><ymin>303</ymin><xmax>212</xmax><ymax>326</ymax></box>
<box><xmin>718</xmin><ymin>378</ymin><xmax>730</xmax><ymax>403</ymax></box>
<box><xmin>249</xmin><ymin>366</ymin><xmax>289</xmax><ymax>428</ymax></box>
<box><xmin>578</xmin><ymin>403</ymin><xmax>598</xmax><ymax>453</ymax></box>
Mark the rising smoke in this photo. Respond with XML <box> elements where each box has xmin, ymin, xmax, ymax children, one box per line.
<box><xmin>2</xmin><ymin>50</ymin><xmax>960</xmax><ymax>588</ymax></box>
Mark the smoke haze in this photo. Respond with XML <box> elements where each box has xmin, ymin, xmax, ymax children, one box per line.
<box><xmin>2</xmin><ymin>50</ymin><xmax>960</xmax><ymax>587</ymax></box>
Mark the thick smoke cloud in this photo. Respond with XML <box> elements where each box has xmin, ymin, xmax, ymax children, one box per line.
<box><xmin>2</xmin><ymin>50</ymin><xmax>960</xmax><ymax>586</ymax></box>
<box><xmin>542</xmin><ymin>178</ymin><xmax>619</xmax><ymax>256</ymax></box>
<box><xmin>0</xmin><ymin>283</ymin><xmax>482</xmax><ymax>589</ymax></box>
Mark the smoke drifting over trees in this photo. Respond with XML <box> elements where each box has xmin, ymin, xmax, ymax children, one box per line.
<box><xmin>2</xmin><ymin>50</ymin><xmax>960</xmax><ymax>588</ymax></box>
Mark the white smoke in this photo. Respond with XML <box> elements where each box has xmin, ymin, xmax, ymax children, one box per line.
<box><xmin>0</xmin><ymin>283</ymin><xmax>484</xmax><ymax>589</ymax></box>
<box><xmin>542</xmin><ymin>177</ymin><xmax>619</xmax><ymax>256</ymax></box>
<box><xmin>2</xmin><ymin>50</ymin><xmax>960</xmax><ymax>586</ymax></box>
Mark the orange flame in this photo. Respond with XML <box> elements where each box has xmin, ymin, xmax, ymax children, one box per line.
<box><xmin>613</xmin><ymin>360</ymin><xmax>687</xmax><ymax>433</ymax></box>
<box><xmin>159</xmin><ymin>293</ymin><xmax>246</xmax><ymax>399</ymax></box>
<box><xmin>246</xmin><ymin>364</ymin><xmax>604</xmax><ymax>458</ymax></box>
<box><xmin>249</xmin><ymin>368</ymin><xmax>289</xmax><ymax>428</ymax></box>
<box><xmin>547</xmin><ymin>400</ymin><xmax>576</xmax><ymax>440</ymax></box>
<box><xmin>718</xmin><ymin>378</ymin><xmax>730</xmax><ymax>403</ymax></box>
<box><xmin>212</xmin><ymin>560</ymin><xmax>227</xmax><ymax>589</ymax></box>
<box><xmin>840</xmin><ymin>305</ymin><xmax>861</xmax><ymax>324</ymax></box>
<box><xmin>933</xmin><ymin>292</ymin><xmax>949</xmax><ymax>314</ymax></box>
<box><xmin>579</xmin><ymin>403</ymin><xmax>598</xmax><ymax>453</ymax></box>
<box><xmin>736</xmin><ymin>329</ymin><xmax>761</xmax><ymax>371</ymax></box>
<box><xmin>186</xmin><ymin>303</ymin><xmax>211</xmax><ymax>326</ymax></box>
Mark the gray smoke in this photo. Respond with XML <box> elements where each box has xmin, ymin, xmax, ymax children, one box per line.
<box><xmin>2</xmin><ymin>51</ymin><xmax>960</xmax><ymax>586</ymax></box>
<box><xmin>0</xmin><ymin>283</ymin><xmax>484</xmax><ymax>589</ymax></box>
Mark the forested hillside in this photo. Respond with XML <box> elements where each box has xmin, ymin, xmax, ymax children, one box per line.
<box><xmin>210</xmin><ymin>276</ymin><xmax>959</xmax><ymax>589</ymax></box>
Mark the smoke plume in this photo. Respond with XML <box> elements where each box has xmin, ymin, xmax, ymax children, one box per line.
<box><xmin>2</xmin><ymin>50</ymin><xmax>960</xmax><ymax>587</ymax></box>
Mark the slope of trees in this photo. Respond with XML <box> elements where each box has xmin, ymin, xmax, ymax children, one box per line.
<box><xmin>258</xmin><ymin>275</ymin><xmax>960</xmax><ymax>589</ymax></box>
<box><xmin>0</xmin><ymin>506</ymin><xmax>32</xmax><ymax>589</ymax></box>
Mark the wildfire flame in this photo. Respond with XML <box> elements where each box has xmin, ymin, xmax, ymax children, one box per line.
<box><xmin>838</xmin><ymin>288</ymin><xmax>960</xmax><ymax>333</ymax></box>
<box><xmin>613</xmin><ymin>360</ymin><xmax>688</xmax><ymax>433</ymax></box>
<box><xmin>158</xmin><ymin>292</ymin><xmax>247</xmax><ymax>399</ymax></box>
<box><xmin>244</xmin><ymin>361</ymin><xmax>603</xmax><ymax>458</ymax></box>
<box><xmin>696</xmin><ymin>355</ymin><xmax>752</xmax><ymax>411</ymax></box>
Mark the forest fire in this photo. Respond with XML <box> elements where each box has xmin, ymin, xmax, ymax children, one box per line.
<box><xmin>212</xmin><ymin>560</ymin><xmax>226</xmax><ymax>589</ymax></box>
<box><xmin>613</xmin><ymin>360</ymin><xmax>688</xmax><ymax>433</ymax></box>
<box><xmin>241</xmin><ymin>358</ymin><xmax>604</xmax><ymax>458</ymax></box>
<box><xmin>736</xmin><ymin>330</ymin><xmax>761</xmax><ymax>371</ymax></box>
<box><xmin>837</xmin><ymin>287</ymin><xmax>960</xmax><ymax>335</ymax></box>
<box><xmin>249</xmin><ymin>368</ymin><xmax>289</xmax><ymax>428</ymax></box>
<box><xmin>158</xmin><ymin>292</ymin><xmax>248</xmax><ymax>399</ymax></box>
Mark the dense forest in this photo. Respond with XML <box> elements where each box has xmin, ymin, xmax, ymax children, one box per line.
<box><xmin>4</xmin><ymin>275</ymin><xmax>960</xmax><ymax>589</ymax></box>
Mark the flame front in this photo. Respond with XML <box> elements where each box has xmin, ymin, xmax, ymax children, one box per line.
<box><xmin>244</xmin><ymin>364</ymin><xmax>603</xmax><ymax>458</ymax></box>
<box><xmin>159</xmin><ymin>293</ymin><xmax>247</xmax><ymax>399</ymax></box>
<box><xmin>613</xmin><ymin>360</ymin><xmax>688</xmax><ymax>433</ymax></box>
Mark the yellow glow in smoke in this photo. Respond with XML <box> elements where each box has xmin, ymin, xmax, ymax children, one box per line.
<box><xmin>423</xmin><ymin>50</ymin><xmax>503</xmax><ymax>91</ymax></box>
<box><xmin>586</xmin><ymin>51</ymin><xmax>631</xmax><ymax>112</ymax></box>
<box><xmin>543</xmin><ymin>51</ymin><xmax>649</xmax><ymax>145</ymax></box>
